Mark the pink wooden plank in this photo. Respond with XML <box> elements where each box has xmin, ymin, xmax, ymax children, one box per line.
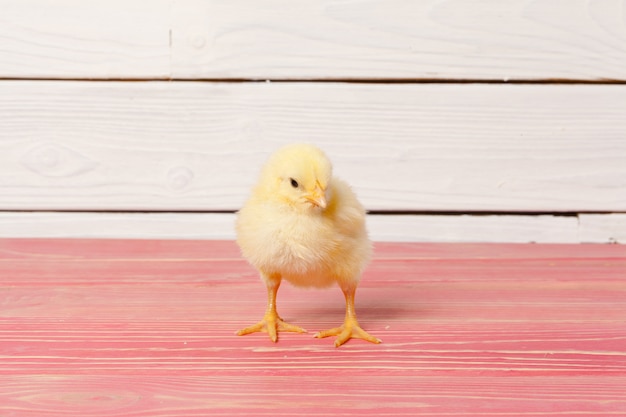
<box><xmin>1</xmin><ymin>238</ymin><xmax>625</xmax><ymax>416</ymax></box>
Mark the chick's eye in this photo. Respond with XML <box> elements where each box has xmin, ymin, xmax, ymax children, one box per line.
<box><xmin>289</xmin><ymin>178</ymin><xmax>299</xmax><ymax>188</ymax></box>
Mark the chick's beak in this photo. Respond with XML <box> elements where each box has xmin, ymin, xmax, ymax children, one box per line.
<box><xmin>307</xmin><ymin>188</ymin><xmax>327</xmax><ymax>209</ymax></box>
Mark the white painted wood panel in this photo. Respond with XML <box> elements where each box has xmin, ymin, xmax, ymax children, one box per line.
<box><xmin>368</xmin><ymin>214</ymin><xmax>580</xmax><ymax>243</ymax></box>
<box><xmin>0</xmin><ymin>212</ymin><xmax>587</xmax><ymax>243</ymax></box>
<box><xmin>580</xmin><ymin>214</ymin><xmax>626</xmax><ymax>243</ymax></box>
<box><xmin>1</xmin><ymin>81</ymin><xmax>625</xmax><ymax>212</ymax></box>
<box><xmin>171</xmin><ymin>0</ymin><xmax>626</xmax><ymax>81</ymax></box>
<box><xmin>0</xmin><ymin>0</ymin><xmax>172</xmax><ymax>79</ymax></box>
<box><xmin>2</xmin><ymin>0</ymin><xmax>625</xmax><ymax>81</ymax></box>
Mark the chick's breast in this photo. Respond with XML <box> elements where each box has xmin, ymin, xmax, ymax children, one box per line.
<box><xmin>236</xmin><ymin>177</ymin><xmax>371</xmax><ymax>289</ymax></box>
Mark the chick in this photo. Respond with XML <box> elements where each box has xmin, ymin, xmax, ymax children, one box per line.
<box><xmin>236</xmin><ymin>143</ymin><xmax>381</xmax><ymax>347</ymax></box>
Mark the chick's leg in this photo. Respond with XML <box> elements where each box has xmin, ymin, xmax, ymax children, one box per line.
<box><xmin>315</xmin><ymin>285</ymin><xmax>382</xmax><ymax>347</ymax></box>
<box><xmin>236</xmin><ymin>276</ymin><xmax>306</xmax><ymax>342</ymax></box>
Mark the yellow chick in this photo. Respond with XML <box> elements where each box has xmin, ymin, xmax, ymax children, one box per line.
<box><xmin>236</xmin><ymin>143</ymin><xmax>381</xmax><ymax>347</ymax></box>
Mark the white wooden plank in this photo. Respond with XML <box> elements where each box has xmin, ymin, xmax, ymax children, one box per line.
<box><xmin>0</xmin><ymin>0</ymin><xmax>171</xmax><ymax>78</ymax></box>
<box><xmin>579</xmin><ymin>214</ymin><xmax>626</xmax><ymax>244</ymax></box>
<box><xmin>0</xmin><ymin>212</ymin><xmax>237</xmax><ymax>241</ymax></box>
<box><xmin>2</xmin><ymin>1</ymin><xmax>626</xmax><ymax>81</ymax></box>
<box><xmin>171</xmin><ymin>0</ymin><xmax>626</xmax><ymax>81</ymax></box>
<box><xmin>1</xmin><ymin>80</ymin><xmax>625</xmax><ymax>212</ymax></box>
<box><xmin>0</xmin><ymin>212</ymin><xmax>586</xmax><ymax>243</ymax></box>
<box><xmin>367</xmin><ymin>214</ymin><xmax>580</xmax><ymax>243</ymax></box>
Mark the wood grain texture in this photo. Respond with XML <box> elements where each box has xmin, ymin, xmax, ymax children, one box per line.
<box><xmin>171</xmin><ymin>0</ymin><xmax>626</xmax><ymax>81</ymax></box>
<box><xmin>0</xmin><ymin>211</ymin><xmax>590</xmax><ymax>243</ymax></box>
<box><xmin>1</xmin><ymin>81</ymin><xmax>625</xmax><ymax>212</ymax></box>
<box><xmin>0</xmin><ymin>0</ymin><xmax>171</xmax><ymax>79</ymax></box>
<box><xmin>2</xmin><ymin>0</ymin><xmax>626</xmax><ymax>81</ymax></box>
<box><xmin>1</xmin><ymin>238</ymin><xmax>625</xmax><ymax>416</ymax></box>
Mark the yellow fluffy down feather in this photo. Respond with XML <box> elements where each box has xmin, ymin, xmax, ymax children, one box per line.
<box><xmin>236</xmin><ymin>143</ymin><xmax>381</xmax><ymax>347</ymax></box>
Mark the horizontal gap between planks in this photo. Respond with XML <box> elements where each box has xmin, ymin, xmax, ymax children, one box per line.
<box><xmin>1</xmin><ymin>77</ymin><xmax>626</xmax><ymax>85</ymax></box>
<box><xmin>0</xmin><ymin>209</ymin><xmax>620</xmax><ymax>216</ymax></box>
<box><xmin>366</xmin><ymin>210</ymin><xmax>584</xmax><ymax>217</ymax></box>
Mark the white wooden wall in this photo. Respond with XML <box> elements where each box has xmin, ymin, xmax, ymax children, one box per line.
<box><xmin>1</xmin><ymin>0</ymin><xmax>625</xmax><ymax>243</ymax></box>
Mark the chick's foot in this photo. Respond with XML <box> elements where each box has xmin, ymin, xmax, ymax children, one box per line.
<box><xmin>237</xmin><ymin>312</ymin><xmax>306</xmax><ymax>343</ymax></box>
<box><xmin>315</xmin><ymin>317</ymin><xmax>382</xmax><ymax>347</ymax></box>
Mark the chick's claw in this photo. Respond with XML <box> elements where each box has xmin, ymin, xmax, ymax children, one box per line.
<box><xmin>237</xmin><ymin>313</ymin><xmax>307</xmax><ymax>343</ymax></box>
<box><xmin>315</xmin><ymin>319</ymin><xmax>382</xmax><ymax>347</ymax></box>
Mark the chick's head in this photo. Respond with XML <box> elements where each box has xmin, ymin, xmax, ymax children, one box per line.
<box><xmin>257</xmin><ymin>144</ymin><xmax>332</xmax><ymax>211</ymax></box>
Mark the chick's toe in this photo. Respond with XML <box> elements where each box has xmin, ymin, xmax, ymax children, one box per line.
<box><xmin>237</xmin><ymin>312</ymin><xmax>307</xmax><ymax>343</ymax></box>
<box><xmin>315</xmin><ymin>318</ymin><xmax>382</xmax><ymax>347</ymax></box>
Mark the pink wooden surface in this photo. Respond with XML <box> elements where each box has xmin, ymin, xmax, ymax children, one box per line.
<box><xmin>1</xmin><ymin>238</ymin><xmax>625</xmax><ymax>416</ymax></box>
